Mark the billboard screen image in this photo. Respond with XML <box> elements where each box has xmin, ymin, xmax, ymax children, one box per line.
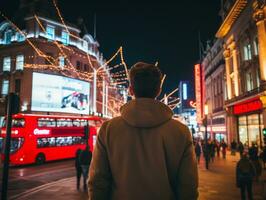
<box><xmin>31</xmin><ymin>72</ymin><xmax>91</xmax><ymax>114</ymax></box>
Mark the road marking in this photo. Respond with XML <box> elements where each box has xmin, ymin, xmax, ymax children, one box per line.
<box><xmin>9</xmin><ymin>177</ymin><xmax>74</xmax><ymax>200</ymax></box>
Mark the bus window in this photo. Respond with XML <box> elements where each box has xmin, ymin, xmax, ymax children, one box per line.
<box><xmin>80</xmin><ymin>120</ymin><xmax>87</xmax><ymax>127</ymax></box>
<box><xmin>56</xmin><ymin>137</ymin><xmax>72</xmax><ymax>146</ymax></box>
<box><xmin>2</xmin><ymin>118</ymin><xmax>25</xmax><ymax>128</ymax></box>
<box><xmin>57</xmin><ymin>119</ymin><xmax>73</xmax><ymax>127</ymax></box>
<box><xmin>73</xmin><ymin>119</ymin><xmax>81</xmax><ymax>127</ymax></box>
<box><xmin>37</xmin><ymin>137</ymin><xmax>56</xmax><ymax>148</ymax></box>
<box><xmin>7</xmin><ymin>138</ymin><xmax>24</xmax><ymax>153</ymax></box>
<box><xmin>38</xmin><ymin>118</ymin><xmax>56</xmax><ymax>127</ymax></box>
<box><xmin>72</xmin><ymin>136</ymin><xmax>86</xmax><ymax>145</ymax></box>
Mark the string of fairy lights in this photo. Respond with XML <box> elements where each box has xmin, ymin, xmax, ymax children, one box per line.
<box><xmin>0</xmin><ymin>0</ymin><xmax>183</xmax><ymax>115</ymax></box>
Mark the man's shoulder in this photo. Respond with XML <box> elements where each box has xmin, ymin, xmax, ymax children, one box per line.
<box><xmin>168</xmin><ymin>119</ymin><xmax>190</xmax><ymax>132</ymax></box>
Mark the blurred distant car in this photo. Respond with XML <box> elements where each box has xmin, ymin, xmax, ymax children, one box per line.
<box><xmin>61</xmin><ymin>92</ymin><xmax>88</xmax><ymax>110</ymax></box>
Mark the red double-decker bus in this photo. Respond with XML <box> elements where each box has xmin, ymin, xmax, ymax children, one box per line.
<box><xmin>0</xmin><ymin>113</ymin><xmax>102</xmax><ymax>165</ymax></box>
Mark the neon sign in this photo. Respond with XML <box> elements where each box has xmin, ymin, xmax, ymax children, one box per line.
<box><xmin>233</xmin><ymin>98</ymin><xmax>262</xmax><ymax>115</ymax></box>
<box><xmin>195</xmin><ymin>64</ymin><xmax>203</xmax><ymax>123</ymax></box>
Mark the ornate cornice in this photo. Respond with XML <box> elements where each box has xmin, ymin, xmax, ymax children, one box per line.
<box><xmin>253</xmin><ymin>0</ymin><xmax>265</xmax><ymax>22</ymax></box>
<box><xmin>216</xmin><ymin>0</ymin><xmax>248</xmax><ymax>38</ymax></box>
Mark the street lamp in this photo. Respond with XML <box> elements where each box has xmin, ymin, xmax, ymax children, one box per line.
<box><xmin>204</xmin><ymin>104</ymin><xmax>209</xmax><ymax>169</ymax></box>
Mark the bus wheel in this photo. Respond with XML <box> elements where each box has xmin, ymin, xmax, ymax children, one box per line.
<box><xmin>35</xmin><ymin>153</ymin><xmax>45</xmax><ymax>165</ymax></box>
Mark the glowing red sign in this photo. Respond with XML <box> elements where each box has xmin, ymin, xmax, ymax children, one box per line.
<box><xmin>195</xmin><ymin>64</ymin><xmax>203</xmax><ymax>123</ymax></box>
<box><xmin>233</xmin><ymin>98</ymin><xmax>262</xmax><ymax>115</ymax></box>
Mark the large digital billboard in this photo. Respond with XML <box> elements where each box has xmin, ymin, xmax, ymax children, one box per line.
<box><xmin>31</xmin><ymin>72</ymin><xmax>91</xmax><ymax>114</ymax></box>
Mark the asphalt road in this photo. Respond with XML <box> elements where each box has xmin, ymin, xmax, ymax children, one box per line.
<box><xmin>0</xmin><ymin>159</ymin><xmax>76</xmax><ymax>199</ymax></box>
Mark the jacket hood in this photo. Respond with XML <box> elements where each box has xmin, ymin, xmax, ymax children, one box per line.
<box><xmin>120</xmin><ymin>98</ymin><xmax>173</xmax><ymax>128</ymax></box>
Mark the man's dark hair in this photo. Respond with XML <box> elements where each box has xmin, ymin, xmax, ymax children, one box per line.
<box><xmin>129</xmin><ymin>62</ymin><xmax>162</xmax><ymax>98</ymax></box>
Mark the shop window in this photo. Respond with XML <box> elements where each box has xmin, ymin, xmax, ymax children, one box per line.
<box><xmin>16</xmin><ymin>55</ymin><xmax>24</xmax><ymax>70</ymax></box>
<box><xmin>61</xmin><ymin>31</ymin><xmax>69</xmax><ymax>45</ymax></box>
<box><xmin>46</xmin><ymin>25</ymin><xmax>55</xmax><ymax>40</ymax></box>
<box><xmin>247</xmin><ymin>114</ymin><xmax>260</xmax><ymax>146</ymax></box>
<box><xmin>238</xmin><ymin>116</ymin><xmax>248</xmax><ymax>145</ymax></box>
<box><xmin>3</xmin><ymin>57</ymin><xmax>11</xmax><ymax>71</ymax></box>
<box><xmin>59</xmin><ymin>56</ymin><xmax>65</xmax><ymax>68</ymax></box>
<box><xmin>1</xmin><ymin>80</ymin><xmax>9</xmax><ymax>96</ymax></box>
<box><xmin>246</xmin><ymin>72</ymin><xmax>254</xmax><ymax>91</ymax></box>
<box><xmin>243</xmin><ymin>44</ymin><xmax>252</xmax><ymax>61</ymax></box>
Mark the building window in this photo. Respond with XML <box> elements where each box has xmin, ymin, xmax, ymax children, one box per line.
<box><xmin>3</xmin><ymin>57</ymin><xmax>11</xmax><ymax>72</ymax></box>
<box><xmin>59</xmin><ymin>56</ymin><xmax>65</xmax><ymax>68</ymax></box>
<box><xmin>17</xmin><ymin>33</ymin><xmax>25</xmax><ymax>42</ymax></box>
<box><xmin>16</xmin><ymin>55</ymin><xmax>24</xmax><ymax>70</ymax></box>
<box><xmin>4</xmin><ymin>31</ymin><xmax>12</xmax><ymax>44</ymax></box>
<box><xmin>243</xmin><ymin>44</ymin><xmax>252</xmax><ymax>61</ymax></box>
<box><xmin>61</xmin><ymin>31</ymin><xmax>69</xmax><ymax>45</ymax></box>
<box><xmin>76</xmin><ymin>61</ymin><xmax>81</xmax><ymax>70</ymax></box>
<box><xmin>246</xmin><ymin>72</ymin><xmax>253</xmax><ymax>91</ymax></box>
<box><xmin>1</xmin><ymin>80</ymin><xmax>9</xmax><ymax>96</ymax></box>
<box><xmin>46</xmin><ymin>26</ymin><xmax>55</xmax><ymax>40</ymax></box>
<box><xmin>84</xmin><ymin>64</ymin><xmax>89</xmax><ymax>71</ymax></box>
<box><xmin>15</xmin><ymin>79</ymin><xmax>21</xmax><ymax>94</ymax></box>
<box><xmin>253</xmin><ymin>38</ymin><xmax>259</xmax><ymax>56</ymax></box>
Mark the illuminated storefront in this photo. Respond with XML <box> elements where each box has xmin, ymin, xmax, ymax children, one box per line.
<box><xmin>233</xmin><ymin>97</ymin><xmax>264</xmax><ymax>147</ymax></box>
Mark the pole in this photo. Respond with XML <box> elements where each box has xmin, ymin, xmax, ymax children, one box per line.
<box><xmin>204</xmin><ymin>116</ymin><xmax>209</xmax><ymax>169</ymax></box>
<box><xmin>1</xmin><ymin>93</ymin><xmax>14</xmax><ymax>200</ymax></box>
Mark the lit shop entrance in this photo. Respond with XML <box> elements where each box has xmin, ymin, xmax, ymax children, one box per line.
<box><xmin>238</xmin><ymin>113</ymin><xmax>263</xmax><ymax>147</ymax></box>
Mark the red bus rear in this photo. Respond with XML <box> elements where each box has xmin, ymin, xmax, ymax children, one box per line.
<box><xmin>0</xmin><ymin>114</ymin><xmax>102</xmax><ymax>165</ymax></box>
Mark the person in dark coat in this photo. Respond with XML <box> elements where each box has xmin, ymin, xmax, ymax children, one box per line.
<box><xmin>195</xmin><ymin>141</ymin><xmax>201</xmax><ymax>163</ymax></box>
<box><xmin>236</xmin><ymin>153</ymin><xmax>255</xmax><ymax>200</ymax></box>
<box><xmin>75</xmin><ymin>148</ymin><xmax>82</xmax><ymax>190</ymax></box>
<box><xmin>79</xmin><ymin>146</ymin><xmax>92</xmax><ymax>191</ymax></box>
<box><xmin>238</xmin><ymin>141</ymin><xmax>244</xmax><ymax>158</ymax></box>
<box><xmin>248</xmin><ymin>143</ymin><xmax>262</xmax><ymax>182</ymax></box>
<box><xmin>210</xmin><ymin>140</ymin><xmax>216</xmax><ymax>162</ymax></box>
<box><xmin>216</xmin><ymin>141</ymin><xmax>221</xmax><ymax>157</ymax></box>
<box><xmin>260</xmin><ymin>146</ymin><xmax>266</xmax><ymax>169</ymax></box>
<box><xmin>231</xmin><ymin>139</ymin><xmax>237</xmax><ymax>156</ymax></box>
<box><xmin>221</xmin><ymin>140</ymin><xmax>227</xmax><ymax>159</ymax></box>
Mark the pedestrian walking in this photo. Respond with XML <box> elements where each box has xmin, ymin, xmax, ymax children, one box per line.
<box><xmin>221</xmin><ymin>140</ymin><xmax>227</xmax><ymax>159</ymax></box>
<box><xmin>248</xmin><ymin>143</ymin><xmax>262</xmax><ymax>182</ymax></box>
<box><xmin>260</xmin><ymin>146</ymin><xmax>266</xmax><ymax>169</ymax></box>
<box><xmin>231</xmin><ymin>139</ymin><xmax>237</xmax><ymax>156</ymax></box>
<box><xmin>238</xmin><ymin>141</ymin><xmax>244</xmax><ymax>158</ymax></box>
<box><xmin>75</xmin><ymin>148</ymin><xmax>82</xmax><ymax>190</ymax></box>
<box><xmin>88</xmin><ymin>62</ymin><xmax>198</xmax><ymax>200</ymax></box>
<box><xmin>236</xmin><ymin>153</ymin><xmax>255</xmax><ymax>200</ymax></box>
<box><xmin>195</xmin><ymin>141</ymin><xmax>201</xmax><ymax>163</ymax></box>
<box><xmin>210</xmin><ymin>140</ymin><xmax>216</xmax><ymax>162</ymax></box>
<box><xmin>216</xmin><ymin>141</ymin><xmax>221</xmax><ymax>158</ymax></box>
<box><xmin>79</xmin><ymin>146</ymin><xmax>92</xmax><ymax>191</ymax></box>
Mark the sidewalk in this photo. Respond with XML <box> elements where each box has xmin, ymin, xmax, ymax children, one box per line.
<box><xmin>9</xmin><ymin>153</ymin><xmax>266</xmax><ymax>200</ymax></box>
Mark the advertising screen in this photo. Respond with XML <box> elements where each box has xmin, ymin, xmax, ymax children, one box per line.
<box><xmin>31</xmin><ymin>72</ymin><xmax>91</xmax><ymax>114</ymax></box>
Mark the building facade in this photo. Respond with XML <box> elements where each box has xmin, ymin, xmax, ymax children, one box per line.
<box><xmin>0</xmin><ymin>1</ymin><xmax>126</xmax><ymax>123</ymax></box>
<box><xmin>201</xmin><ymin>39</ymin><xmax>227</xmax><ymax>142</ymax></box>
<box><xmin>216</xmin><ymin>0</ymin><xmax>266</xmax><ymax>148</ymax></box>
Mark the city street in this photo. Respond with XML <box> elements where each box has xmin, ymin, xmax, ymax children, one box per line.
<box><xmin>1</xmin><ymin>153</ymin><xmax>265</xmax><ymax>200</ymax></box>
<box><xmin>0</xmin><ymin>159</ymin><xmax>76</xmax><ymax>199</ymax></box>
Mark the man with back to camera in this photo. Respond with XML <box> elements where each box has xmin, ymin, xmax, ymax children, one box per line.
<box><xmin>88</xmin><ymin>62</ymin><xmax>198</xmax><ymax>200</ymax></box>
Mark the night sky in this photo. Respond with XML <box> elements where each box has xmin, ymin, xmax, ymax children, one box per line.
<box><xmin>1</xmin><ymin>0</ymin><xmax>221</xmax><ymax>95</ymax></box>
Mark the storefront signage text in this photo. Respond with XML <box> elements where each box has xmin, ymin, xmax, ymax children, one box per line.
<box><xmin>233</xmin><ymin>98</ymin><xmax>262</xmax><ymax>115</ymax></box>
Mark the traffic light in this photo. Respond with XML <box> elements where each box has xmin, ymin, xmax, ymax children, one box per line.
<box><xmin>263</xmin><ymin>128</ymin><xmax>266</xmax><ymax>145</ymax></box>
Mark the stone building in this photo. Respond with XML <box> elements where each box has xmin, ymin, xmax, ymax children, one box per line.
<box><xmin>216</xmin><ymin>0</ymin><xmax>266</xmax><ymax>147</ymax></box>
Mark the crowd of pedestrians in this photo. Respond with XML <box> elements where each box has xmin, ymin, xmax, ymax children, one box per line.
<box><xmin>194</xmin><ymin>137</ymin><xmax>266</xmax><ymax>200</ymax></box>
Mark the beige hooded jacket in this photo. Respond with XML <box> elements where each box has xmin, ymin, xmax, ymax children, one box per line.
<box><xmin>88</xmin><ymin>98</ymin><xmax>198</xmax><ymax>200</ymax></box>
